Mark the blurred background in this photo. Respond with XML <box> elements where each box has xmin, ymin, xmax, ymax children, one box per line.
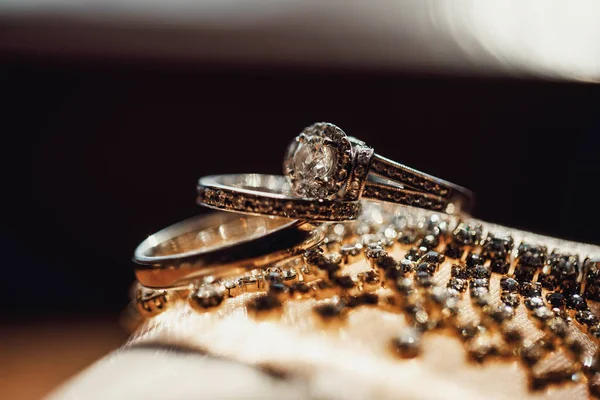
<box><xmin>1</xmin><ymin>1</ymin><xmax>600</xmax><ymax>398</ymax></box>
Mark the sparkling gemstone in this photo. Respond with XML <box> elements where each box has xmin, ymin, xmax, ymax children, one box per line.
<box><xmin>451</xmin><ymin>264</ymin><xmax>468</xmax><ymax>279</ymax></box>
<box><xmin>525</xmin><ymin>296</ymin><xmax>544</xmax><ymax>310</ymax></box>
<box><xmin>501</xmin><ymin>292</ymin><xmax>520</xmax><ymax>307</ymax></box>
<box><xmin>516</xmin><ymin>242</ymin><xmax>547</xmax><ymax>268</ymax></box>
<box><xmin>500</xmin><ymin>277</ymin><xmax>519</xmax><ymax>293</ymax></box>
<box><xmin>470</xmin><ymin>265</ymin><xmax>491</xmax><ymax>279</ymax></box>
<box><xmin>466</xmin><ymin>253</ymin><xmax>484</xmax><ymax>268</ymax></box>
<box><xmin>190</xmin><ymin>284</ymin><xmax>225</xmax><ymax>309</ymax></box>
<box><xmin>285</xmin><ymin>134</ymin><xmax>337</xmax><ymax>198</ymax></box>
<box><xmin>546</xmin><ymin>292</ymin><xmax>565</xmax><ymax>308</ymax></box>
<box><xmin>547</xmin><ymin>251</ymin><xmax>580</xmax><ymax>277</ymax></box>
<box><xmin>566</xmin><ymin>293</ymin><xmax>587</xmax><ymax>310</ymax></box>
<box><xmin>314</xmin><ymin>297</ymin><xmax>346</xmax><ymax>318</ymax></box>
<box><xmin>419</xmin><ymin>251</ymin><xmax>445</xmax><ymax>264</ymax></box>
<box><xmin>520</xmin><ymin>281</ymin><xmax>542</xmax><ymax>298</ymax></box>
<box><xmin>532</xmin><ymin>306</ymin><xmax>554</xmax><ymax>321</ymax></box>
<box><xmin>576</xmin><ymin>310</ymin><xmax>598</xmax><ymax>326</ymax></box>
<box><xmin>393</xmin><ymin>327</ymin><xmax>421</xmax><ymax>358</ymax></box>
<box><xmin>481</xmin><ymin>234</ymin><xmax>514</xmax><ymax>261</ymax></box>
<box><xmin>448</xmin><ymin>277</ymin><xmax>467</xmax><ymax>292</ymax></box>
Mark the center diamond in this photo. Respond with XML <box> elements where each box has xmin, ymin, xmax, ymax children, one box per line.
<box><xmin>285</xmin><ymin>134</ymin><xmax>337</xmax><ymax>198</ymax></box>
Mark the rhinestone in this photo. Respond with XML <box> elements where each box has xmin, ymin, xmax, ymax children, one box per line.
<box><xmin>405</xmin><ymin>247</ymin><xmax>425</xmax><ymax>261</ymax></box>
<box><xmin>468</xmin><ymin>333</ymin><xmax>495</xmax><ymax>362</ymax></box>
<box><xmin>248</xmin><ymin>294</ymin><xmax>282</xmax><ymax>312</ymax></box>
<box><xmin>501</xmin><ymin>292</ymin><xmax>520</xmax><ymax>307</ymax></box>
<box><xmin>514</xmin><ymin>267</ymin><xmax>536</xmax><ymax>283</ymax></box>
<box><xmin>419</xmin><ymin>251</ymin><xmax>445</xmax><ymax>264</ymax></box>
<box><xmin>471</xmin><ymin>286</ymin><xmax>489</xmax><ymax>298</ymax></box>
<box><xmin>546</xmin><ymin>292</ymin><xmax>565</xmax><ymax>308</ymax></box>
<box><xmin>395</xmin><ymin>277</ymin><xmax>414</xmax><ymax>294</ymax></box>
<box><xmin>576</xmin><ymin>310</ymin><xmax>599</xmax><ymax>326</ymax></box>
<box><xmin>414</xmin><ymin>271</ymin><xmax>432</xmax><ymax>287</ymax></box>
<box><xmin>340</xmin><ymin>242</ymin><xmax>363</xmax><ymax>258</ymax></box>
<box><xmin>525</xmin><ymin>296</ymin><xmax>544</xmax><ymax>310</ymax></box>
<box><xmin>500</xmin><ymin>277</ymin><xmax>519</xmax><ymax>293</ymax></box>
<box><xmin>333</xmin><ymin>275</ymin><xmax>357</xmax><ymax>289</ymax></box>
<box><xmin>400</xmin><ymin>259</ymin><xmax>415</xmax><ymax>273</ymax></box>
<box><xmin>314</xmin><ymin>297</ymin><xmax>346</xmax><ymax>318</ymax></box>
<box><xmin>471</xmin><ymin>278</ymin><xmax>489</xmax><ymax>288</ymax></box>
<box><xmin>397</xmin><ymin>229</ymin><xmax>418</xmax><ymax>245</ymax></box>
<box><xmin>364</xmin><ymin>244</ymin><xmax>386</xmax><ymax>259</ymax></box>
<box><xmin>481</xmin><ymin>234</ymin><xmax>513</xmax><ymax>261</ymax></box>
<box><xmin>547</xmin><ymin>251</ymin><xmax>580</xmax><ymax>277</ymax></box>
<box><xmin>392</xmin><ymin>327</ymin><xmax>421</xmax><ymax>358</ymax></box>
<box><xmin>451</xmin><ymin>264</ymin><xmax>468</xmax><ymax>279</ymax></box>
<box><xmin>532</xmin><ymin>306</ymin><xmax>554</xmax><ymax>321</ymax></box>
<box><xmin>415</xmin><ymin>262</ymin><xmax>436</xmax><ymax>274</ymax></box>
<box><xmin>560</xmin><ymin>279</ymin><xmax>580</xmax><ymax>295</ymax></box>
<box><xmin>490</xmin><ymin>260</ymin><xmax>510</xmax><ymax>274</ymax></box>
<box><xmin>281</xmin><ymin>268</ymin><xmax>297</xmax><ymax>281</ymax></box>
<box><xmin>539</xmin><ymin>274</ymin><xmax>558</xmax><ymax>291</ymax></box>
<box><xmin>304</xmin><ymin>247</ymin><xmax>328</xmax><ymax>266</ymax></box>
<box><xmin>516</xmin><ymin>242</ymin><xmax>547</xmax><ymax>268</ymax></box>
<box><xmin>265</xmin><ymin>270</ymin><xmax>284</xmax><ymax>284</ymax></box>
<box><xmin>448</xmin><ymin>278</ymin><xmax>467</xmax><ymax>292</ymax></box>
<box><xmin>452</xmin><ymin>223</ymin><xmax>482</xmax><ymax>246</ymax></box>
<box><xmin>268</xmin><ymin>282</ymin><xmax>291</xmax><ymax>301</ymax></box>
<box><xmin>376</xmin><ymin>255</ymin><xmax>398</xmax><ymax>270</ymax></box>
<box><xmin>289</xmin><ymin>282</ymin><xmax>311</xmax><ymax>296</ymax></box>
<box><xmin>189</xmin><ymin>284</ymin><xmax>225</xmax><ymax>310</ymax></box>
<box><xmin>470</xmin><ymin>265</ymin><xmax>491</xmax><ymax>279</ymax></box>
<box><xmin>520</xmin><ymin>282</ymin><xmax>542</xmax><ymax>298</ymax></box>
<box><xmin>419</xmin><ymin>234</ymin><xmax>439</xmax><ymax>250</ymax></box>
<box><xmin>444</xmin><ymin>243</ymin><xmax>464</xmax><ymax>259</ymax></box>
<box><xmin>466</xmin><ymin>253</ymin><xmax>484</xmax><ymax>268</ymax></box>
<box><xmin>358</xmin><ymin>292</ymin><xmax>379</xmax><ymax>305</ymax></box>
<box><xmin>487</xmin><ymin>304</ymin><xmax>515</xmax><ymax>322</ymax></box>
<box><xmin>566</xmin><ymin>293</ymin><xmax>587</xmax><ymax>310</ymax></box>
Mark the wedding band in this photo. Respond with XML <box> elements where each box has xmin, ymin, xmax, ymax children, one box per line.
<box><xmin>133</xmin><ymin>211</ymin><xmax>324</xmax><ymax>288</ymax></box>
<box><xmin>283</xmin><ymin>122</ymin><xmax>473</xmax><ymax>214</ymax></box>
<box><xmin>197</xmin><ymin>173</ymin><xmax>361</xmax><ymax>221</ymax></box>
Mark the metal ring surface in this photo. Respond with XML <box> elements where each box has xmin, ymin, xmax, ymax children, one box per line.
<box><xmin>134</xmin><ymin>211</ymin><xmax>324</xmax><ymax>288</ymax></box>
<box><xmin>283</xmin><ymin>122</ymin><xmax>473</xmax><ymax>214</ymax></box>
<box><xmin>197</xmin><ymin>174</ymin><xmax>361</xmax><ymax>222</ymax></box>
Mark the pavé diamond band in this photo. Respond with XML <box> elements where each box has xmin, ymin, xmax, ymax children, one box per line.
<box><xmin>284</xmin><ymin>122</ymin><xmax>473</xmax><ymax>214</ymax></box>
<box><xmin>197</xmin><ymin>173</ymin><xmax>361</xmax><ymax>222</ymax></box>
<box><xmin>133</xmin><ymin>211</ymin><xmax>324</xmax><ymax>288</ymax></box>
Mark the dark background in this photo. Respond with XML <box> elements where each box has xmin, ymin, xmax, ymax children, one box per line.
<box><xmin>3</xmin><ymin>55</ymin><xmax>600</xmax><ymax>321</ymax></box>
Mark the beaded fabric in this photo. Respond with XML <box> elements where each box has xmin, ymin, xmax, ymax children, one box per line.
<box><xmin>125</xmin><ymin>203</ymin><xmax>600</xmax><ymax>400</ymax></box>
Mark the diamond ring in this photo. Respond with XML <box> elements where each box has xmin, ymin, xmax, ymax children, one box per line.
<box><xmin>133</xmin><ymin>211</ymin><xmax>324</xmax><ymax>288</ymax></box>
<box><xmin>197</xmin><ymin>173</ymin><xmax>361</xmax><ymax>221</ymax></box>
<box><xmin>284</xmin><ymin>122</ymin><xmax>473</xmax><ymax>214</ymax></box>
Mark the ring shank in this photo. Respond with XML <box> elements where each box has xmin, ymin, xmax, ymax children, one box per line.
<box><xmin>368</xmin><ymin>154</ymin><xmax>473</xmax><ymax>213</ymax></box>
<box><xmin>134</xmin><ymin>212</ymin><xmax>323</xmax><ymax>288</ymax></box>
<box><xmin>197</xmin><ymin>174</ymin><xmax>361</xmax><ymax>222</ymax></box>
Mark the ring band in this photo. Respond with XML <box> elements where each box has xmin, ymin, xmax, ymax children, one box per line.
<box><xmin>133</xmin><ymin>211</ymin><xmax>324</xmax><ymax>288</ymax></box>
<box><xmin>283</xmin><ymin>122</ymin><xmax>473</xmax><ymax>214</ymax></box>
<box><xmin>197</xmin><ymin>174</ymin><xmax>361</xmax><ymax>221</ymax></box>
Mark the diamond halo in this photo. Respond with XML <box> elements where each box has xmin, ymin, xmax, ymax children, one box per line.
<box><xmin>284</xmin><ymin>122</ymin><xmax>354</xmax><ymax>199</ymax></box>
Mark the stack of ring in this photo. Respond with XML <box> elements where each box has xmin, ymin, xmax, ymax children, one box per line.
<box><xmin>132</xmin><ymin>122</ymin><xmax>473</xmax><ymax>296</ymax></box>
